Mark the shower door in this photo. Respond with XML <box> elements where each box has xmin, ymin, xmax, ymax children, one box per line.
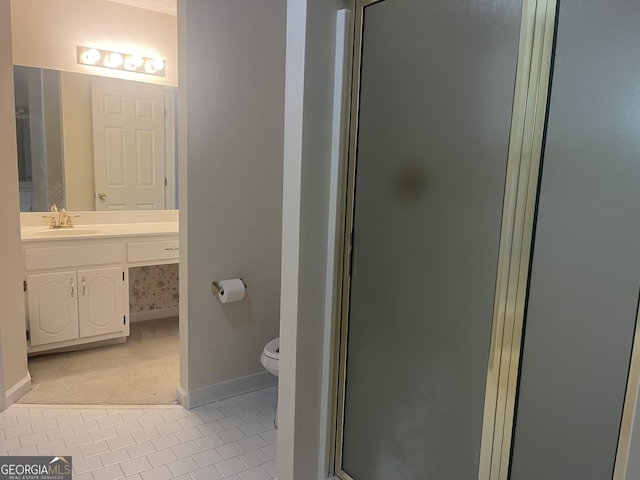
<box><xmin>336</xmin><ymin>0</ymin><xmax>525</xmax><ymax>478</ymax></box>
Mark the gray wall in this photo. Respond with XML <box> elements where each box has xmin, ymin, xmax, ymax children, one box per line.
<box><xmin>0</xmin><ymin>0</ymin><xmax>29</xmax><ymax>403</ymax></box>
<box><xmin>510</xmin><ymin>1</ymin><xmax>640</xmax><ymax>478</ymax></box>
<box><xmin>178</xmin><ymin>0</ymin><xmax>285</xmax><ymax>400</ymax></box>
<box><xmin>277</xmin><ymin>0</ymin><xmax>345</xmax><ymax>477</ymax></box>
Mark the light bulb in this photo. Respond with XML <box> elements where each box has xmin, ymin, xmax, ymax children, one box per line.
<box><xmin>145</xmin><ymin>58</ymin><xmax>165</xmax><ymax>74</ymax></box>
<box><xmin>104</xmin><ymin>52</ymin><xmax>123</xmax><ymax>68</ymax></box>
<box><xmin>81</xmin><ymin>48</ymin><xmax>101</xmax><ymax>65</ymax></box>
<box><xmin>151</xmin><ymin>58</ymin><xmax>164</xmax><ymax>71</ymax></box>
<box><xmin>124</xmin><ymin>55</ymin><xmax>144</xmax><ymax>70</ymax></box>
<box><xmin>144</xmin><ymin>59</ymin><xmax>156</xmax><ymax>74</ymax></box>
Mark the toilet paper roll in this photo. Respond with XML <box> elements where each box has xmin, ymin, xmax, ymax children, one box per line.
<box><xmin>217</xmin><ymin>278</ymin><xmax>246</xmax><ymax>303</ymax></box>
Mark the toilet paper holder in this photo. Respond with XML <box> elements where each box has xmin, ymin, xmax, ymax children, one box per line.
<box><xmin>211</xmin><ymin>278</ymin><xmax>247</xmax><ymax>295</ymax></box>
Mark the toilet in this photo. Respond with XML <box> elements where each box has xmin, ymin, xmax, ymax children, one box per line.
<box><xmin>261</xmin><ymin>337</ymin><xmax>280</xmax><ymax>377</ymax></box>
<box><xmin>261</xmin><ymin>337</ymin><xmax>280</xmax><ymax>428</ymax></box>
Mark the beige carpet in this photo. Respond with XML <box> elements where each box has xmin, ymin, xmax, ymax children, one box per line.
<box><xmin>18</xmin><ymin>317</ymin><xmax>179</xmax><ymax>405</ymax></box>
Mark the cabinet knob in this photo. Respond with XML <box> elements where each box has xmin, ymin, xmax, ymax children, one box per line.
<box><xmin>98</xmin><ymin>193</ymin><xmax>106</xmax><ymax>200</ymax></box>
<box><xmin>70</xmin><ymin>278</ymin><xmax>75</xmax><ymax>298</ymax></box>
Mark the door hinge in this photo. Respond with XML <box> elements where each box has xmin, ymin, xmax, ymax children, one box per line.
<box><xmin>123</xmin><ymin>315</ymin><xmax>126</xmax><ymax>325</ymax></box>
<box><xmin>23</xmin><ymin>280</ymin><xmax>27</xmax><ymax>292</ymax></box>
<box><xmin>164</xmin><ymin>178</ymin><xmax>168</xmax><ymax>187</ymax></box>
<box><xmin>26</xmin><ymin>330</ymin><xmax>30</xmax><ymax>341</ymax></box>
<box><xmin>122</xmin><ymin>271</ymin><xmax>125</xmax><ymax>281</ymax></box>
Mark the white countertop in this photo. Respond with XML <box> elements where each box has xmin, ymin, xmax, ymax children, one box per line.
<box><xmin>21</xmin><ymin>222</ymin><xmax>179</xmax><ymax>242</ymax></box>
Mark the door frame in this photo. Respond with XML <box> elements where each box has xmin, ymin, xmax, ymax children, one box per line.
<box><xmin>331</xmin><ymin>0</ymin><xmax>557</xmax><ymax>478</ymax></box>
<box><xmin>164</xmin><ymin>89</ymin><xmax>177</xmax><ymax>210</ymax></box>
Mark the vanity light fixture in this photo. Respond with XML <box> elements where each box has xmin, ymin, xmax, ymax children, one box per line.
<box><xmin>77</xmin><ymin>46</ymin><xmax>165</xmax><ymax>77</ymax></box>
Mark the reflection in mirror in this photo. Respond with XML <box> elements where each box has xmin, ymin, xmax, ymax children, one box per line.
<box><xmin>15</xmin><ymin>67</ymin><xmax>65</xmax><ymax>212</ymax></box>
<box><xmin>14</xmin><ymin>66</ymin><xmax>178</xmax><ymax>212</ymax></box>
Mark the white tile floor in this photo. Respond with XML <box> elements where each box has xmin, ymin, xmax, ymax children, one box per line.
<box><xmin>0</xmin><ymin>386</ymin><xmax>278</xmax><ymax>480</ymax></box>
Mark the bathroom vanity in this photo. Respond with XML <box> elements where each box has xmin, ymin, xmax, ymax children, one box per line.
<box><xmin>20</xmin><ymin>211</ymin><xmax>178</xmax><ymax>354</ymax></box>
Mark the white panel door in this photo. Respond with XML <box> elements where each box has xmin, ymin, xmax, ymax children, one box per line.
<box><xmin>78</xmin><ymin>267</ymin><xmax>124</xmax><ymax>338</ymax></box>
<box><xmin>92</xmin><ymin>81</ymin><xmax>165</xmax><ymax>210</ymax></box>
<box><xmin>27</xmin><ymin>271</ymin><xmax>79</xmax><ymax>346</ymax></box>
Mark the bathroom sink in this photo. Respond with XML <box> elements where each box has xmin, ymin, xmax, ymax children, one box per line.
<box><xmin>27</xmin><ymin>228</ymin><xmax>107</xmax><ymax>237</ymax></box>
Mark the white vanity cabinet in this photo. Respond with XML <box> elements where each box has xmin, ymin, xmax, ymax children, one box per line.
<box><xmin>24</xmin><ymin>242</ymin><xmax>128</xmax><ymax>353</ymax></box>
<box><xmin>21</xmin><ymin>216</ymin><xmax>179</xmax><ymax>354</ymax></box>
<box><xmin>27</xmin><ymin>267</ymin><xmax>125</xmax><ymax>347</ymax></box>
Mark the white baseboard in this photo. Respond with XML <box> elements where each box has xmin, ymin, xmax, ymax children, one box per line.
<box><xmin>274</xmin><ymin>476</ymin><xmax>337</xmax><ymax>479</ymax></box>
<box><xmin>5</xmin><ymin>373</ymin><xmax>31</xmax><ymax>406</ymax></box>
<box><xmin>177</xmin><ymin>371</ymin><xmax>277</xmax><ymax>409</ymax></box>
<box><xmin>130</xmin><ymin>307</ymin><xmax>179</xmax><ymax>323</ymax></box>
<box><xmin>176</xmin><ymin>386</ymin><xmax>188</xmax><ymax>407</ymax></box>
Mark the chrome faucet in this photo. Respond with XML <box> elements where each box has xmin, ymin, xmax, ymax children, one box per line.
<box><xmin>42</xmin><ymin>204</ymin><xmax>79</xmax><ymax>228</ymax></box>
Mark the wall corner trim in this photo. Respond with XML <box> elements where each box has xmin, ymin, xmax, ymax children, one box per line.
<box><xmin>177</xmin><ymin>372</ymin><xmax>276</xmax><ymax>409</ymax></box>
<box><xmin>5</xmin><ymin>373</ymin><xmax>31</xmax><ymax>406</ymax></box>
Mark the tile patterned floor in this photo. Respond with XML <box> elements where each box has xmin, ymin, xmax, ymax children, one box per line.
<box><xmin>0</xmin><ymin>386</ymin><xmax>278</xmax><ymax>480</ymax></box>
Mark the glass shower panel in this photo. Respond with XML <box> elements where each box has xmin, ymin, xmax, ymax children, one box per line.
<box><xmin>509</xmin><ymin>1</ymin><xmax>640</xmax><ymax>478</ymax></box>
<box><xmin>340</xmin><ymin>0</ymin><xmax>523</xmax><ymax>478</ymax></box>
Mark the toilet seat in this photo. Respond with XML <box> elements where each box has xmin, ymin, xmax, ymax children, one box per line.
<box><xmin>261</xmin><ymin>337</ymin><xmax>280</xmax><ymax>378</ymax></box>
<box><xmin>264</xmin><ymin>337</ymin><xmax>279</xmax><ymax>359</ymax></box>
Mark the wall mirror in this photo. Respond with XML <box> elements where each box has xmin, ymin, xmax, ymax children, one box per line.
<box><xmin>14</xmin><ymin>66</ymin><xmax>178</xmax><ymax>213</ymax></box>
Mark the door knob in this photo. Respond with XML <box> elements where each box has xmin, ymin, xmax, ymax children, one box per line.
<box><xmin>98</xmin><ymin>193</ymin><xmax>106</xmax><ymax>200</ymax></box>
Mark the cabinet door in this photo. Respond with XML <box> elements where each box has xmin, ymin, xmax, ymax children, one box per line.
<box><xmin>78</xmin><ymin>267</ymin><xmax>124</xmax><ymax>338</ymax></box>
<box><xmin>27</xmin><ymin>271</ymin><xmax>79</xmax><ymax>346</ymax></box>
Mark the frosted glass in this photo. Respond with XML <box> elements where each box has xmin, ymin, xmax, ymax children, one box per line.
<box><xmin>509</xmin><ymin>1</ymin><xmax>640</xmax><ymax>479</ymax></box>
<box><xmin>340</xmin><ymin>0</ymin><xmax>522</xmax><ymax>478</ymax></box>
